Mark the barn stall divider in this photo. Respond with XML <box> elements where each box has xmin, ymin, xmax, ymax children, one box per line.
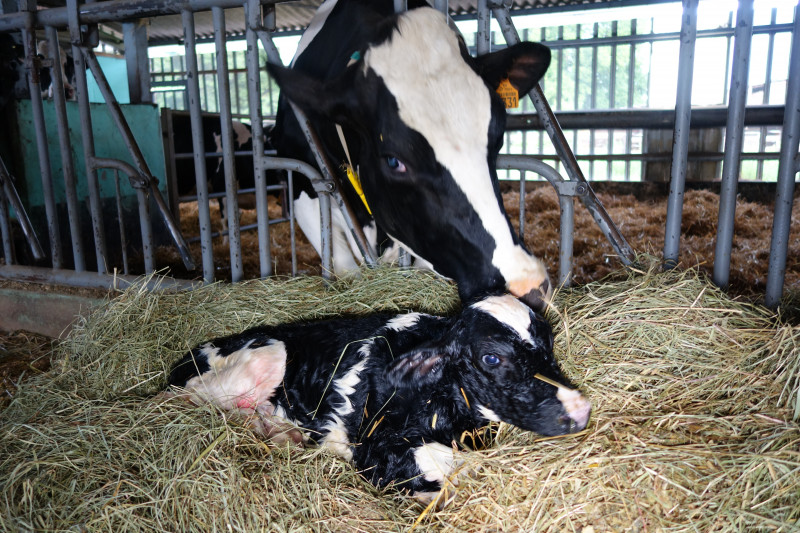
<box><xmin>0</xmin><ymin>0</ymin><xmax>796</xmax><ymax>307</ymax></box>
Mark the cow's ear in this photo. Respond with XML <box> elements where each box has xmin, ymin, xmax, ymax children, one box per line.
<box><xmin>474</xmin><ymin>41</ymin><xmax>551</xmax><ymax>97</ymax></box>
<box><xmin>385</xmin><ymin>346</ymin><xmax>450</xmax><ymax>389</ymax></box>
<box><xmin>266</xmin><ymin>62</ymin><xmax>359</xmax><ymax>125</ymax></box>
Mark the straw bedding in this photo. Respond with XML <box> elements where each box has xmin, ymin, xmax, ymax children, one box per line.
<box><xmin>1</xmin><ymin>264</ymin><xmax>799</xmax><ymax>532</ymax></box>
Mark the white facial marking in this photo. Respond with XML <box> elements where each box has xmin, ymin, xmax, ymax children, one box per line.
<box><xmin>556</xmin><ymin>387</ymin><xmax>591</xmax><ymax>429</ymax></box>
<box><xmin>385</xmin><ymin>312</ymin><xmax>422</xmax><ymax>332</ymax></box>
<box><xmin>477</xmin><ymin>405</ymin><xmax>501</xmax><ymax>423</ymax></box>
<box><xmin>471</xmin><ymin>294</ymin><xmax>535</xmax><ymax>345</ymax></box>
<box><xmin>364</xmin><ymin>8</ymin><xmax>546</xmax><ymax>290</ymax></box>
<box><xmin>184</xmin><ymin>340</ymin><xmax>287</xmax><ymax>414</ymax></box>
<box><xmin>413</xmin><ymin>442</ymin><xmax>458</xmax><ymax>483</ymax></box>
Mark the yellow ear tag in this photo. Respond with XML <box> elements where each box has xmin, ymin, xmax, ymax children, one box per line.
<box><xmin>345</xmin><ymin>164</ymin><xmax>372</xmax><ymax>215</ymax></box>
<box><xmin>497</xmin><ymin>78</ymin><xmax>519</xmax><ymax>109</ymax></box>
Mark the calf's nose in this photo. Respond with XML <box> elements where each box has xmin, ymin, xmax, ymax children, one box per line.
<box><xmin>556</xmin><ymin>387</ymin><xmax>591</xmax><ymax>432</ymax></box>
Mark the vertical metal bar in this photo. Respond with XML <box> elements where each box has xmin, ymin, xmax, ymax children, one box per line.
<box><xmin>136</xmin><ymin>187</ymin><xmax>154</xmax><ymax>273</ymax></box>
<box><xmin>765</xmin><ymin>1</ymin><xmax>800</xmax><ymax>309</ymax></box>
<box><xmin>394</xmin><ymin>0</ymin><xmax>407</xmax><ymax>13</ymax></box>
<box><xmin>434</xmin><ymin>0</ymin><xmax>448</xmax><ymax>14</ymax></box>
<box><xmin>70</xmin><ymin>5</ymin><xmax>107</xmax><ymax>273</ymax></box>
<box><xmin>213</xmin><ymin>6</ymin><xmax>244</xmax><ymax>281</ymax></box>
<box><xmin>319</xmin><ymin>191</ymin><xmax>333</xmax><ymax>279</ymax></box>
<box><xmin>246</xmin><ymin>0</ymin><xmax>272</xmax><ymax>278</ymax></box>
<box><xmin>556</xmin><ymin>25</ymin><xmax>563</xmax><ymax>110</ymax></box>
<box><xmin>590</xmin><ymin>24</ymin><xmax>598</xmax><ymax>180</ymax></box>
<box><xmin>757</xmin><ymin>8</ymin><xmax>777</xmax><ymax>181</ymax></box>
<box><xmin>181</xmin><ymin>9</ymin><xmax>214</xmax><ymax>283</ymax></box>
<box><xmin>46</xmin><ymin>25</ymin><xmax>85</xmax><ymax>271</ymax></box>
<box><xmin>608</xmin><ymin>21</ymin><xmax>617</xmax><ymax>179</ymax></box>
<box><xmin>112</xmin><ymin>170</ymin><xmax>129</xmax><ymax>275</ymax></box>
<box><xmin>722</xmin><ymin>11</ymin><xmax>733</xmax><ymax>105</ymax></box>
<box><xmin>477</xmin><ymin>0</ymin><xmax>491</xmax><ymax>56</ymax></box>
<box><xmin>558</xmin><ymin>194</ymin><xmax>574</xmax><ymax>287</ymax></box>
<box><xmin>21</xmin><ymin>9</ymin><xmax>62</xmax><ymax>268</ymax></box>
<box><xmin>626</xmin><ymin>20</ymin><xmax>636</xmax><ymax>181</ymax></box>
<box><xmin>0</xmin><ymin>182</ymin><xmax>14</xmax><ymax>264</ymax></box>
<box><xmin>288</xmin><ymin>170</ymin><xmax>297</xmax><ymax>276</ymax></box>
<box><xmin>713</xmin><ymin>0</ymin><xmax>754</xmax><ymax>290</ymax></box>
<box><xmin>519</xmin><ymin>170</ymin><xmax>526</xmax><ymax>241</ymax></box>
<box><xmin>663</xmin><ymin>0</ymin><xmax>698</xmax><ymax>268</ymax></box>
<box><xmin>123</xmin><ymin>19</ymin><xmax>151</xmax><ymax>104</ymax></box>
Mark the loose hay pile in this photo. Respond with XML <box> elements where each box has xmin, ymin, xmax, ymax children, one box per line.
<box><xmin>1</xmin><ymin>266</ymin><xmax>799</xmax><ymax>532</ymax></box>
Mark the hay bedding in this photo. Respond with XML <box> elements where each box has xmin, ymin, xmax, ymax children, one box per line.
<box><xmin>2</xmin><ymin>265</ymin><xmax>799</xmax><ymax>532</ymax></box>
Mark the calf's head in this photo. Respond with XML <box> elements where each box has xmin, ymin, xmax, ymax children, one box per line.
<box><xmin>267</xmin><ymin>7</ymin><xmax>553</xmax><ymax>311</ymax></box>
<box><xmin>385</xmin><ymin>294</ymin><xmax>591</xmax><ymax>436</ymax></box>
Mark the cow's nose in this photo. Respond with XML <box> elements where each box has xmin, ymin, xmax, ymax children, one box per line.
<box><xmin>518</xmin><ymin>280</ymin><xmax>551</xmax><ymax>313</ymax></box>
<box><xmin>556</xmin><ymin>388</ymin><xmax>591</xmax><ymax>432</ymax></box>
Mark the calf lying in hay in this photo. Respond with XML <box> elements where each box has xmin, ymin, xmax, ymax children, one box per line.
<box><xmin>166</xmin><ymin>293</ymin><xmax>590</xmax><ymax>502</ymax></box>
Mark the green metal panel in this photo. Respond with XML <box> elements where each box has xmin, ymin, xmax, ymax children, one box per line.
<box><xmin>11</xmin><ymin>99</ymin><xmax>166</xmax><ymax>209</ymax></box>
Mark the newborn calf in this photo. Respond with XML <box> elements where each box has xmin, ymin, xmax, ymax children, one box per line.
<box><xmin>167</xmin><ymin>294</ymin><xmax>590</xmax><ymax>499</ymax></box>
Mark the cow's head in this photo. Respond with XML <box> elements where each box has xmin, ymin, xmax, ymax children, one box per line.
<box><xmin>267</xmin><ymin>7</ymin><xmax>552</xmax><ymax>310</ymax></box>
<box><xmin>384</xmin><ymin>294</ymin><xmax>590</xmax><ymax>436</ymax></box>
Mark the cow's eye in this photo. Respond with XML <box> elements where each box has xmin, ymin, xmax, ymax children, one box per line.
<box><xmin>385</xmin><ymin>156</ymin><xmax>407</xmax><ymax>173</ymax></box>
<box><xmin>482</xmin><ymin>354</ymin><xmax>501</xmax><ymax>367</ymax></box>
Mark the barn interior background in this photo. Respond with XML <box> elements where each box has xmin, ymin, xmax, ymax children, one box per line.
<box><xmin>0</xmin><ymin>0</ymin><xmax>799</xmax><ymax>531</ymax></box>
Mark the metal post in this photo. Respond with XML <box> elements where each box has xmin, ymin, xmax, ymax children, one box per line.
<box><xmin>0</xmin><ymin>156</ymin><xmax>44</xmax><ymax>260</ymax></box>
<box><xmin>0</xmin><ymin>181</ymin><xmax>13</xmax><ymax>264</ymax></box>
<box><xmin>245</xmin><ymin>0</ymin><xmax>272</xmax><ymax>278</ymax></box>
<box><xmin>477</xmin><ymin>0</ymin><xmax>491</xmax><ymax>56</ymax></box>
<box><xmin>394</xmin><ymin>0</ymin><xmax>407</xmax><ymax>13</ymax></box>
<box><xmin>212</xmin><ymin>6</ymin><xmax>244</xmax><ymax>281</ymax></box>
<box><xmin>182</xmin><ymin>9</ymin><xmax>214</xmax><ymax>283</ymax></box>
<box><xmin>434</xmin><ymin>0</ymin><xmax>448</xmax><ymax>15</ymax></box>
<box><xmin>765</xmin><ymin>1</ymin><xmax>800</xmax><ymax>309</ymax></box>
<box><xmin>713</xmin><ymin>0</ymin><xmax>754</xmax><ymax>289</ymax></box>
<box><xmin>46</xmin><ymin>24</ymin><xmax>85</xmax><ymax>271</ymax></box>
<box><xmin>663</xmin><ymin>0</ymin><xmax>698</xmax><ymax>268</ymax></box>
<box><xmin>21</xmin><ymin>1</ymin><xmax>61</xmax><ymax>268</ymax></box>
<box><xmin>123</xmin><ymin>19</ymin><xmax>151</xmax><ymax>104</ymax></box>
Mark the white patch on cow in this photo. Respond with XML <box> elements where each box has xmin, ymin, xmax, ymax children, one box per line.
<box><xmin>231</xmin><ymin>120</ymin><xmax>252</xmax><ymax>147</ymax></box>
<box><xmin>364</xmin><ymin>8</ymin><xmax>549</xmax><ymax>298</ymax></box>
<box><xmin>414</xmin><ymin>442</ymin><xmax>458</xmax><ymax>483</ymax></box>
<box><xmin>183</xmin><ymin>340</ymin><xmax>287</xmax><ymax>414</ymax></box>
<box><xmin>293</xmin><ymin>191</ymin><xmax>361</xmax><ymax>275</ymax></box>
<box><xmin>320</xmin><ymin>414</ymin><xmax>353</xmax><ymax>461</ymax></box>
<box><xmin>292</xmin><ymin>0</ymin><xmax>339</xmax><ymax>66</ymax></box>
<box><xmin>556</xmin><ymin>387</ymin><xmax>592</xmax><ymax>429</ymax></box>
<box><xmin>332</xmin><ymin>356</ymin><xmax>368</xmax><ymax>417</ymax></box>
<box><xmin>385</xmin><ymin>312</ymin><xmax>422</xmax><ymax>332</ymax></box>
<box><xmin>199</xmin><ymin>342</ymin><xmax>221</xmax><ymax>361</ymax></box>
<box><xmin>477</xmin><ymin>405</ymin><xmax>502</xmax><ymax>423</ymax></box>
<box><xmin>471</xmin><ymin>294</ymin><xmax>534</xmax><ymax>345</ymax></box>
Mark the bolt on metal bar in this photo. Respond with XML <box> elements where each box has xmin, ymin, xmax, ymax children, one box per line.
<box><xmin>713</xmin><ymin>0</ymin><xmax>754</xmax><ymax>290</ymax></box>
<box><xmin>663</xmin><ymin>0</ymin><xmax>698</xmax><ymax>269</ymax></box>
<box><xmin>21</xmin><ymin>7</ymin><xmax>61</xmax><ymax>268</ymax></box>
<box><xmin>491</xmin><ymin>3</ymin><xmax>637</xmax><ymax>267</ymax></box>
<box><xmin>765</xmin><ymin>1</ymin><xmax>800</xmax><ymax>309</ymax></box>
<box><xmin>212</xmin><ymin>6</ymin><xmax>244</xmax><ymax>281</ymax></box>
<box><xmin>45</xmin><ymin>24</ymin><xmax>85</xmax><ymax>271</ymax></box>
<box><xmin>182</xmin><ymin>9</ymin><xmax>214</xmax><ymax>283</ymax></box>
<box><xmin>245</xmin><ymin>0</ymin><xmax>272</xmax><ymax>278</ymax></box>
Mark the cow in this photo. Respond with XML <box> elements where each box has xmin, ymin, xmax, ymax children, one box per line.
<box><xmin>166</xmin><ymin>293</ymin><xmax>591</xmax><ymax>502</ymax></box>
<box><xmin>167</xmin><ymin>114</ymin><xmax>278</xmax><ymax>238</ymax></box>
<box><xmin>36</xmin><ymin>41</ymin><xmax>75</xmax><ymax>100</ymax></box>
<box><xmin>268</xmin><ymin>1</ymin><xmax>553</xmax><ymax>311</ymax></box>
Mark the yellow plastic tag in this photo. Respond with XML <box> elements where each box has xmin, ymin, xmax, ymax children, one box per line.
<box><xmin>497</xmin><ymin>78</ymin><xmax>519</xmax><ymax>109</ymax></box>
<box><xmin>345</xmin><ymin>164</ymin><xmax>372</xmax><ymax>215</ymax></box>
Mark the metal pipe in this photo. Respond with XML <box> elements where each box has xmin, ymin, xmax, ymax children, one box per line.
<box><xmin>557</xmin><ymin>193</ymin><xmax>574</xmax><ymax>286</ymax></box>
<box><xmin>713</xmin><ymin>0</ymin><xmax>754</xmax><ymax>290</ymax></box>
<box><xmin>111</xmin><ymin>170</ymin><xmax>130</xmax><ymax>275</ymax></box>
<box><xmin>245</xmin><ymin>0</ymin><xmax>271</xmax><ymax>278</ymax></box>
<box><xmin>213</xmin><ymin>6</ymin><xmax>244</xmax><ymax>282</ymax></box>
<box><xmin>0</xmin><ymin>181</ymin><xmax>14</xmax><ymax>264</ymax></box>
<box><xmin>477</xmin><ymin>0</ymin><xmax>491</xmax><ymax>56</ymax></box>
<box><xmin>434</xmin><ymin>0</ymin><xmax>448</xmax><ymax>15</ymax></box>
<box><xmin>46</xmin><ymin>24</ymin><xmax>85</xmax><ymax>271</ymax></box>
<box><xmin>0</xmin><ymin>263</ymin><xmax>199</xmax><ymax>292</ymax></box>
<box><xmin>21</xmin><ymin>8</ymin><xmax>61</xmax><ymax>268</ymax></box>
<box><xmin>135</xmin><ymin>187</ymin><xmax>154</xmax><ymax>272</ymax></box>
<box><xmin>0</xmin><ymin>156</ymin><xmax>44</xmax><ymax>260</ymax></box>
<box><xmin>182</xmin><ymin>9</ymin><xmax>214</xmax><ymax>283</ymax></box>
<box><xmin>663</xmin><ymin>0</ymin><xmax>698</xmax><ymax>269</ymax></box>
<box><xmin>765</xmin><ymin>1</ymin><xmax>800</xmax><ymax>309</ymax></box>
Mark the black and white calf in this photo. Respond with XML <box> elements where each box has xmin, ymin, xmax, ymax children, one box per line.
<box><xmin>268</xmin><ymin>1</ymin><xmax>554</xmax><ymax>311</ymax></box>
<box><xmin>167</xmin><ymin>294</ymin><xmax>591</xmax><ymax>499</ymax></box>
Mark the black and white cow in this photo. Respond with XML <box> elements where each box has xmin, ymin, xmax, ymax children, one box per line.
<box><xmin>268</xmin><ymin>1</ymin><xmax>553</xmax><ymax>311</ymax></box>
<box><xmin>167</xmin><ymin>293</ymin><xmax>591</xmax><ymax>500</ymax></box>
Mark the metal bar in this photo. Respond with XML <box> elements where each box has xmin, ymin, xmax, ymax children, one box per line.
<box><xmin>69</xmin><ymin>0</ymin><xmax>107</xmax><ymax>273</ymax></box>
<box><xmin>21</xmin><ymin>7</ymin><xmax>61</xmax><ymax>268</ymax></box>
<box><xmin>0</xmin><ymin>180</ymin><xmax>14</xmax><ymax>264</ymax></box>
<box><xmin>246</xmin><ymin>0</ymin><xmax>271</xmax><ymax>278</ymax></box>
<box><xmin>713</xmin><ymin>0</ymin><xmax>754</xmax><ymax>290</ymax></box>
<box><xmin>181</xmin><ymin>12</ymin><xmax>213</xmax><ymax>283</ymax></box>
<box><xmin>213</xmin><ymin>6</ymin><xmax>243</xmax><ymax>281</ymax></box>
<box><xmin>477</xmin><ymin>0</ymin><xmax>491</xmax><ymax>56</ymax></box>
<box><xmin>557</xmin><ymin>193</ymin><xmax>574</xmax><ymax>286</ymax></box>
<box><xmin>289</xmin><ymin>170</ymin><xmax>297</xmax><ymax>276</ymax></box>
<box><xmin>135</xmin><ymin>186</ymin><xmax>154</xmax><ymax>272</ymax></box>
<box><xmin>0</xmin><ymin>263</ymin><xmax>198</xmax><ymax>292</ymax></box>
<box><xmin>757</xmin><ymin>8</ymin><xmax>778</xmax><ymax>181</ymax></box>
<box><xmin>765</xmin><ymin>1</ymin><xmax>800</xmax><ymax>309</ymax></box>
<box><xmin>111</xmin><ymin>170</ymin><xmax>130</xmax><ymax>275</ymax></box>
<box><xmin>394</xmin><ymin>0</ymin><xmax>407</xmax><ymax>13</ymax></box>
<box><xmin>0</xmin><ymin>156</ymin><xmax>44</xmax><ymax>260</ymax></box>
<box><xmin>434</xmin><ymin>0</ymin><xmax>448</xmax><ymax>15</ymax></box>
<box><xmin>492</xmin><ymin>4</ymin><xmax>636</xmax><ymax>266</ymax></box>
<box><xmin>46</xmin><ymin>24</ymin><xmax>84</xmax><ymax>271</ymax></box>
<box><xmin>519</xmin><ymin>170</ymin><xmax>526</xmax><ymax>241</ymax></box>
<box><xmin>663</xmin><ymin>0</ymin><xmax>698</xmax><ymax>269</ymax></box>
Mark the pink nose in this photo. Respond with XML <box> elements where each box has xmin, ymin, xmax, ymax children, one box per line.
<box><xmin>557</xmin><ymin>388</ymin><xmax>591</xmax><ymax>432</ymax></box>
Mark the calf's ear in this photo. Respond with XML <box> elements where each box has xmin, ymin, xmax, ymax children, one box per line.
<box><xmin>474</xmin><ymin>41</ymin><xmax>551</xmax><ymax>98</ymax></box>
<box><xmin>266</xmin><ymin>62</ymin><xmax>360</xmax><ymax>127</ymax></box>
<box><xmin>385</xmin><ymin>347</ymin><xmax>449</xmax><ymax>389</ymax></box>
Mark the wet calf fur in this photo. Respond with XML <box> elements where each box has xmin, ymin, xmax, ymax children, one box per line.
<box><xmin>167</xmin><ymin>294</ymin><xmax>590</xmax><ymax>497</ymax></box>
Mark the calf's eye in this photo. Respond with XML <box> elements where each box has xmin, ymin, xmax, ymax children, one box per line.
<box><xmin>482</xmin><ymin>354</ymin><xmax>501</xmax><ymax>367</ymax></box>
<box><xmin>385</xmin><ymin>156</ymin><xmax>407</xmax><ymax>173</ymax></box>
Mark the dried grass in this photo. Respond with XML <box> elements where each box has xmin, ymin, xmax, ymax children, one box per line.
<box><xmin>1</xmin><ymin>263</ymin><xmax>799</xmax><ymax>532</ymax></box>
